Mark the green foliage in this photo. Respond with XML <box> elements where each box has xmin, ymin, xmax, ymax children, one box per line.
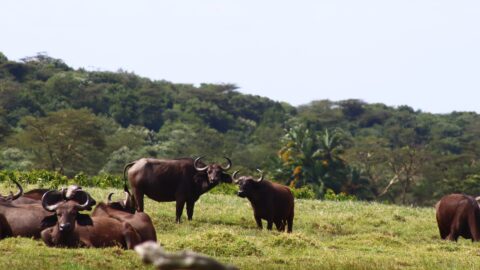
<box><xmin>10</xmin><ymin>108</ymin><xmax>107</xmax><ymax>176</ymax></box>
<box><xmin>276</xmin><ymin>125</ymin><xmax>351</xmax><ymax>198</ymax></box>
<box><xmin>324</xmin><ymin>188</ymin><xmax>357</xmax><ymax>201</ymax></box>
<box><xmin>210</xmin><ymin>183</ymin><xmax>238</xmax><ymax>196</ymax></box>
<box><xmin>290</xmin><ymin>185</ymin><xmax>316</xmax><ymax>199</ymax></box>
<box><xmin>2</xmin><ymin>52</ymin><xmax>480</xmax><ymax>205</ymax></box>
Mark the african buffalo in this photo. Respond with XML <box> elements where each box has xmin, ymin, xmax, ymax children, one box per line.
<box><xmin>0</xmin><ymin>179</ymin><xmax>56</xmax><ymax>238</ymax></box>
<box><xmin>41</xmin><ymin>190</ymin><xmax>141</xmax><ymax>249</ymax></box>
<box><xmin>92</xmin><ymin>191</ymin><xmax>157</xmax><ymax>243</ymax></box>
<box><xmin>0</xmin><ymin>214</ymin><xmax>12</xmax><ymax>239</ymax></box>
<box><xmin>125</xmin><ymin>156</ymin><xmax>232</xmax><ymax>222</ymax></box>
<box><xmin>15</xmin><ymin>185</ymin><xmax>97</xmax><ymax>209</ymax></box>
<box><xmin>436</xmin><ymin>193</ymin><xmax>480</xmax><ymax>241</ymax></box>
<box><xmin>233</xmin><ymin>170</ymin><xmax>294</xmax><ymax>233</ymax></box>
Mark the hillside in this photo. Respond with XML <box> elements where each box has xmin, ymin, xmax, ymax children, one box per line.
<box><xmin>0</xmin><ymin>185</ymin><xmax>479</xmax><ymax>270</ymax></box>
<box><xmin>1</xmin><ymin>52</ymin><xmax>480</xmax><ymax>205</ymax></box>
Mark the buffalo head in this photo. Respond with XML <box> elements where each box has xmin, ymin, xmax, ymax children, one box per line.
<box><xmin>60</xmin><ymin>185</ymin><xmax>97</xmax><ymax>210</ymax></box>
<box><xmin>106</xmin><ymin>190</ymin><xmax>136</xmax><ymax>214</ymax></box>
<box><xmin>0</xmin><ymin>178</ymin><xmax>23</xmax><ymax>202</ymax></box>
<box><xmin>194</xmin><ymin>156</ymin><xmax>232</xmax><ymax>183</ymax></box>
<box><xmin>232</xmin><ymin>169</ymin><xmax>264</xmax><ymax>198</ymax></box>
<box><xmin>42</xmin><ymin>190</ymin><xmax>91</xmax><ymax>233</ymax></box>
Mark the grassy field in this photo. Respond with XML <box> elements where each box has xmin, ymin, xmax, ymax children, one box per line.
<box><xmin>0</xmin><ymin>185</ymin><xmax>480</xmax><ymax>270</ymax></box>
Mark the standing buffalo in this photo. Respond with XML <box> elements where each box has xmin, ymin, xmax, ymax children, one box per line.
<box><xmin>92</xmin><ymin>191</ymin><xmax>157</xmax><ymax>243</ymax></box>
<box><xmin>233</xmin><ymin>170</ymin><xmax>294</xmax><ymax>233</ymax></box>
<box><xmin>41</xmin><ymin>190</ymin><xmax>141</xmax><ymax>249</ymax></box>
<box><xmin>125</xmin><ymin>156</ymin><xmax>232</xmax><ymax>223</ymax></box>
<box><xmin>436</xmin><ymin>193</ymin><xmax>480</xmax><ymax>241</ymax></box>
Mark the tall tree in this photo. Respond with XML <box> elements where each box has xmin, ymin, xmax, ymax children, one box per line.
<box><xmin>10</xmin><ymin>109</ymin><xmax>106</xmax><ymax>176</ymax></box>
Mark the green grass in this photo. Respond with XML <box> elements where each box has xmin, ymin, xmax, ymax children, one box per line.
<box><xmin>1</xmin><ymin>185</ymin><xmax>480</xmax><ymax>269</ymax></box>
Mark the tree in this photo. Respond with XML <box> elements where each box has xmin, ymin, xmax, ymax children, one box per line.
<box><xmin>10</xmin><ymin>109</ymin><xmax>106</xmax><ymax>176</ymax></box>
<box><xmin>277</xmin><ymin>125</ymin><xmax>350</xmax><ymax>197</ymax></box>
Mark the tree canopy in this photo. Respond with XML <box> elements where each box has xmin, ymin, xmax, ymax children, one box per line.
<box><xmin>1</xmin><ymin>52</ymin><xmax>480</xmax><ymax>205</ymax></box>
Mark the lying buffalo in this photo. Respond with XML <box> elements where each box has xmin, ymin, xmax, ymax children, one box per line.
<box><xmin>16</xmin><ymin>185</ymin><xmax>97</xmax><ymax>209</ymax></box>
<box><xmin>233</xmin><ymin>170</ymin><xmax>294</xmax><ymax>233</ymax></box>
<box><xmin>436</xmin><ymin>193</ymin><xmax>480</xmax><ymax>241</ymax></box>
<box><xmin>125</xmin><ymin>156</ymin><xmax>232</xmax><ymax>222</ymax></box>
<box><xmin>92</xmin><ymin>191</ymin><xmax>157</xmax><ymax>243</ymax></box>
<box><xmin>0</xmin><ymin>213</ymin><xmax>11</xmax><ymax>239</ymax></box>
<box><xmin>0</xmin><ymin>179</ymin><xmax>56</xmax><ymax>238</ymax></box>
<box><xmin>41</xmin><ymin>190</ymin><xmax>140</xmax><ymax>249</ymax></box>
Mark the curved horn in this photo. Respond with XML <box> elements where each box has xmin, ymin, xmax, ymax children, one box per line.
<box><xmin>9</xmin><ymin>178</ymin><xmax>23</xmax><ymax>200</ymax></box>
<box><xmin>194</xmin><ymin>156</ymin><xmax>208</xmax><ymax>172</ymax></box>
<box><xmin>255</xmin><ymin>169</ymin><xmax>264</xmax><ymax>182</ymax></box>
<box><xmin>41</xmin><ymin>190</ymin><xmax>62</xmax><ymax>212</ymax></box>
<box><xmin>232</xmin><ymin>170</ymin><xmax>240</xmax><ymax>183</ymax></box>
<box><xmin>123</xmin><ymin>191</ymin><xmax>131</xmax><ymax>207</ymax></box>
<box><xmin>221</xmin><ymin>156</ymin><xmax>232</xmax><ymax>171</ymax></box>
<box><xmin>73</xmin><ymin>190</ymin><xmax>91</xmax><ymax>211</ymax></box>
<box><xmin>65</xmin><ymin>185</ymin><xmax>81</xmax><ymax>199</ymax></box>
<box><xmin>107</xmin><ymin>193</ymin><xmax>114</xmax><ymax>203</ymax></box>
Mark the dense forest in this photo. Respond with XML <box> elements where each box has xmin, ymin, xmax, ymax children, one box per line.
<box><xmin>1</xmin><ymin>52</ymin><xmax>479</xmax><ymax>205</ymax></box>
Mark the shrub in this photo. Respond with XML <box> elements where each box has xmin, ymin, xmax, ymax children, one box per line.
<box><xmin>291</xmin><ymin>186</ymin><xmax>316</xmax><ymax>199</ymax></box>
<box><xmin>324</xmin><ymin>188</ymin><xmax>357</xmax><ymax>201</ymax></box>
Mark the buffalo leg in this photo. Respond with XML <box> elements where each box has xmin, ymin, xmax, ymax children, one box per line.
<box><xmin>40</xmin><ymin>228</ymin><xmax>54</xmax><ymax>247</ymax></box>
<box><xmin>176</xmin><ymin>200</ymin><xmax>186</xmax><ymax>223</ymax></box>
<box><xmin>254</xmin><ymin>215</ymin><xmax>263</xmax><ymax>229</ymax></box>
<box><xmin>274</xmin><ymin>220</ymin><xmax>284</xmax><ymax>232</ymax></box>
<box><xmin>186</xmin><ymin>201</ymin><xmax>195</xmax><ymax>221</ymax></box>
<box><xmin>123</xmin><ymin>222</ymin><xmax>141</xmax><ymax>249</ymax></box>
<box><xmin>267</xmin><ymin>220</ymin><xmax>273</xmax><ymax>230</ymax></box>
<box><xmin>287</xmin><ymin>216</ymin><xmax>293</xmax><ymax>233</ymax></box>
<box><xmin>468</xmin><ymin>213</ymin><xmax>480</xmax><ymax>241</ymax></box>
<box><xmin>132</xmin><ymin>187</ymin><xmax>145</xmax><ymax>212</ymax></box>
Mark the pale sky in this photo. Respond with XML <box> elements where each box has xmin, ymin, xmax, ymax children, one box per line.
<box><xmin>2</xmin><ymin>1</ymin><xmax>480</xmax><ymax>113</ymax></box>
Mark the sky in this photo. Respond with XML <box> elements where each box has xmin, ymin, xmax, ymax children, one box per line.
<box><xmin>2</xmin><ymin>1</ymin><xmax>480</xmax><ymax>113</ymax></box>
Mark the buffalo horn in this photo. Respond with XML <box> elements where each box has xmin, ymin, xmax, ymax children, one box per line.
<box><xmin>221</xmin><ymin>157</ymin><xmax>232</xmax><ymax>171</ymax></box>
<box><xmin>107</xmin><ymin>193</ymin><xmax>114</xmax><ymax>203</ymax></box>
<box><xmin>65</xmin><ymin>185</ymin><xmax>82</xmax><ymax>199</ymax></box>
<box><xmin>255</xmin><ymin>169</ymin><xmax>264</xmax><ymax>182</ymax></box>
<box><xmin>41</xmin><ymin>190</ymin><xmax>63</xmax><ymax>212</ymax></box>
<box><xmin>73</xmin><ymin>190</ymin><xmax>91</xmax><ymax>211</ymax></box>
<box><xmin>194</xmin><ymin>156</ymin><xmax>208</xmax><ymax>172</ymax></box>
<box><xmin>9</xmin><ymin>178</ymin><xmax>24</xmax><ymax>200</ymax></box>
<box><xmin>123</xmin><ymin>191</ymin><xmax>131</xmax><ymax>207</ymax></box>
<box><xmin>232</xmin><ymin>170</ymin><xmax>240</xmax><ymax>183</ymax></box>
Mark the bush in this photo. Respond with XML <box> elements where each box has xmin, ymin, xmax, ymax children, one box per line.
<box><xmin>324</xmin><ymin>188</ymin><xmax>357</xmax><ymax>201</ymax></box>
<box><xmin>291</xmin><ymin>186</ymin><xmax>316</xmax><ymax>199</ymax></box>
<box><xmin>0</xmin><ymin>170</ymin><xmax>122</xmax><ymax>189</ymax></box>
<box><xmin>209</xmin><ymin>183</ymin><xmax>238</xmax><ymax>195</ymax></box>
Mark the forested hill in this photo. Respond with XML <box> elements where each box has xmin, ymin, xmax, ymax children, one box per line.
<box><xmin>1</xmin><ymin>52</ymin><xmax>480</xmax><ymax>205</ymax></box>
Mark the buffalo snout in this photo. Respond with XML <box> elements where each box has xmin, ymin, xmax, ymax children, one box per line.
<box><xmin>237</xmin><ymin>191</ymin><xmax>246</xmax><ymax>198</ymax></box>
<box><xmin>59</xmin><ymin>223</ymin><xmax>72</xmax><ymax>232</ymax></box>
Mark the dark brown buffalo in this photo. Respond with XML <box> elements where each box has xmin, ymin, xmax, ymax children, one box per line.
<box><xmin>41</xmin><ymin>190</ymin><xmax>141</xmax><ymax>249</ymax></box>
<box><xmin>15</xmin><ymin>185</ymin><xmax>97</xmax><ymax>210</ymax></box>
<box><xmin>233</xmin><ymin>170</ymin><xmax>294</xmax><ymax>233</ymax></box>
<box><xmin>0</xmin><ymin>179</ymin><xmax>57</xmax><ymax>238</ymax></box>
<box><xmin>125</xmin><ymin>156</ymin><xmax>232</xmax><ymax>222</ymax></box>
<box><xmin>436</xmin><ymin>193</ymin><xmax>480</xmax><ymax>241</ymax></box>
<box><xmin>0</xmin><ymin>214</ymin><xmax>12</xmax><ymax>239</ymax></box>
<box><xmin>92</xmin><ymin>191</ymin><xmax>157</xmax><ymax>243</ymax></box>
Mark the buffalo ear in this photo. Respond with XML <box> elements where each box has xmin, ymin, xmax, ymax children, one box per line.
<box><xmin>41</xmin><ymin>214</ymin><xmax>58</xmax><ymax>228</ymax></box>
<box><xmin>76</xmin><ymin>213</ymin><xmax>93</xmax><ymax>226</ymax></box>
<box><xmin>221</xmin><ymin>172</ymin><xmax>233</xmax><ymax>183</ymax></box>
